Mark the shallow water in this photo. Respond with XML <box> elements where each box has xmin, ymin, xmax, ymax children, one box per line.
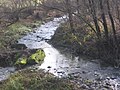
<box><xmin>1</xmin><ymin>16</ymin><xmax>120</xmax><ymax>89</ymax></box>
<box><xmin>0</xmin><ymin>67</ymin><xmax>15</xmax><ymax>81</ymax></box>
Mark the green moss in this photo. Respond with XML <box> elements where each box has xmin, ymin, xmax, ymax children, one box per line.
<box><xmin>31</xmin><ymin>21</ymin><xmax>42</xmax><ymax>27</ymax></box>
<box><xmin>15</xmin><ymin>57</ymin><xmax>27</xmax><ymax>65</ymax></box>
<box><xmin>15</xmin><ymin>50</ymin><xmax>45</xmax><ymax>66</ymax></box>
<box><xmin>29</xmin><ymin>50</ymin><xmax>45</xmax><ymax>63</ymax></box>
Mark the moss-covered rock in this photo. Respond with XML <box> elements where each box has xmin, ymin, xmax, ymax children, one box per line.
<box><xmin>0</xmin><ymin>49</ymin><xmax>45</xmax><ymax>68</ymax></box>
<box><xmin>15</xmin><ymin>49</ymin><xmax>45</xmax><ymax>67</ymax></box>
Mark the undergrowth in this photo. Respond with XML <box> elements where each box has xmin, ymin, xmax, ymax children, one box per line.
<box><xmin>0</xmin><ymin>68</ymin><xmax>80</xmax><ymax>90</ymax></box>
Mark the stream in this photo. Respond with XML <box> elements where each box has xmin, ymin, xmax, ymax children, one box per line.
<box><xmin>1</xmin><ymin>16</ymin><xmax>120</xmax><ymax>89</ymax></box>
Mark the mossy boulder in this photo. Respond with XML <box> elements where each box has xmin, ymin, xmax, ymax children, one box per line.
<box><xmin>0</xmin><ymin>49</ymin><xmax>45</xmax><ymax>68</ymax></box>
<box><xmin>15</xmin><ymin>49</ymin><xmax>45</xmax><ymax>68</ymax></box>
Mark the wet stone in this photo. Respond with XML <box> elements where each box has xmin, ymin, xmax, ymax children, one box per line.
<box><xmin>11</xmin><ymin>44</ymin><xmax>27</xmax><ymax>50</ymax></box>
<box><xmin>80</xmin><ymin>84</ymin><xmax>90</xmax><ymax>89</ymax></box>
<box><xmin>36</xmin><ymin>36</ymin><xmax>41</xmax><ymax>38</ymax></box>
<box><xmin>76</xmin><ymin>66</ymin><xmax>80</xmax><ymax>68</ymax></box>
<box><xmin>82</xmin><ymin>71</ymin><xmax>87</xmax><ymax>74</ymax></box>
<box><xmin>33</xmin><ymin>30</ymin><xmax>36</xmax><ymax>33</ymax></box>
<box><xmin>47</xmin><ymin>66</ymin><xmax>51</xmax><ymax>68</ymax></box>
<box><xmin>57</xmin><ymin>71</ymin><xmax>65</xmax><ymax>74</ymax></box>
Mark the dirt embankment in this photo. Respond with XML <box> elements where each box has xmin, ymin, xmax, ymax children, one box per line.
<box><xmin>49</xmin><ymin>23</ymin><xmax>98</xmax><ymax>58</ymax></box>
<box><xmin>50</xmin><ymin>21</ymin><xmax>120</xmax><ymax>66</ymax></box>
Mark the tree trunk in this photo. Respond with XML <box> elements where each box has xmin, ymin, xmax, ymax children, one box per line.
<box><xmin>107</xmin><ymin>0</ymin><xmax>117</xmax><ymax>44</ymax></box>
<box><xmin>116</xmin><ymin>0</ymin><xmax>120</xmax><ymax>23</ymax></box>
<box><xmin>88</xmin><ymin>0</ymin><xmax>101</xmax><ymax>39</ymax></box>
<box><xmin>107</xmin><ymin>0</ymin><xmax>119</xmax><ymax>63</ymax></box>
<box><xmin>99</xmin><ymin>0</ymin><xmax>109</xmax><ymax>41</ymax></box>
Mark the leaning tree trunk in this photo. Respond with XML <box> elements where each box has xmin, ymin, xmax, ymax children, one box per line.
<box><xmin>107</xmin><ymin>0</ymin><xmax>119</xmax><ymax>66</ymax></box>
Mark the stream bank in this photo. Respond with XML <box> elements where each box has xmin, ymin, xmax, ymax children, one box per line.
<box><xmin>50</xmin><ymin>22</ymin><xmax>120</xmax><ymax>67</ymax></box>
<box><xmin>0</xmin><ymin>67</ymin><xmax>80</xmax><ymax>90</ymax></box>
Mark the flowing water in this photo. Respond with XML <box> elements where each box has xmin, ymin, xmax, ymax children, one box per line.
<box><xmin>0</xmin><ymin>67</ymin><xmax>15</xmax><ymax>81</ymax></box>
<box><xmin>1</xmin><ymin>16</ymin><xmax>120</xmax><ymax>89</ymax></box>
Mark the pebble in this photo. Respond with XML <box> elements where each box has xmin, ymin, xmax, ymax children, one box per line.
<box><xmin>80</xmin><ymin>84</ymin><xmax>90</xmax><ymax>89</ymax></box>
<box><xmin>47</xmin><ymin>66</ymin><xmax>51</xmax><ymax>68</ymax></box>
<box><xmin>82</xmin><ymin>71</ymin><xmax>86</xmax><ymax>74</ymax></box>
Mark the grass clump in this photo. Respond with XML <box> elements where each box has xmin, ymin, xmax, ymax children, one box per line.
<box><xmin>0</xmin><ymin>68</ymin><xmax>79</xmax><ymax>90</ymax></box>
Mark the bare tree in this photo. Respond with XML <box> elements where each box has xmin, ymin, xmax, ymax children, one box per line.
<box><xmin>88</xmin><ymin>0</ymin><xmax>101</xmax><ymax>39</ymax></box>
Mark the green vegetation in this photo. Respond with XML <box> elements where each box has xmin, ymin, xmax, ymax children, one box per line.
<box><xmin>50</xmin><ymin>22</ymin><xmax>97</xmax><ymax>58</ymax></box>
<box><xmin>0</xmin><ymin>68</ymin><xmax>79</xmax><ymax>90</ymax></box>
<box><xmin>16</xmin><ymin>57</ymin><xmax>27</xmax><ymax>65</ymax></box>
<box><xmin>0</xmin><ymin>20</ymin><xmax>42</xmax><ymax>51</ymax></box>
<box><xmin>15</xmin><ymin>50</ymin><xmax>45</xmax><ymax>66</ymax></box>
<box><xmin>30</xmin><ymin>50</ymin><xmax>45</xmax><ymax>63</ymax></box>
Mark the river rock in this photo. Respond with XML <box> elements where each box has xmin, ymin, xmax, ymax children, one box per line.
<box><xmin>11</xmin><ymin>44</ymin><xmax>27</xmax><ymax>50</ymax></box>
<box><xmin>47</xmin><ymin>66</ymin><xmax>51</xmax><ymax>68</ymax></box>
<box><xmin>80</xmin><ymin>84</ymin><xmax>90</xmax><ymax>89</ymax></box>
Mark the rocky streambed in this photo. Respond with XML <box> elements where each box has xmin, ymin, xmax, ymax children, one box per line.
<box><xmin>1</xmin><ymin>15</ymin><xmax>120</xmax><ymax>90</ymax></box>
